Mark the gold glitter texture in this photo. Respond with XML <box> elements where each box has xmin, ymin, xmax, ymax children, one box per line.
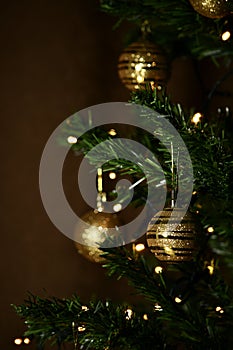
<box><xmin>146</xmin><ymin>208</ymin><xmax>199</xmax><ymax>263</ymax></box>
<box><xmin>189</xmin><ymin>0</ymin><xmax>230</xmax><ymax>18</ymax></box>
<box><xmin>74</xmin><ymin>211</ymin><xmax>120</xmax><ymax>263</ymax></box>
<box><xmin>118</xmin><ymin>40</ymin><xmax>169</xmax><ymax>91</ymax></box>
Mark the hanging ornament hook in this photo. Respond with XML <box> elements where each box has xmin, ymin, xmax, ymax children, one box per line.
<box><xmin>141</xmin><ymin>20</ymin><xmax>151</xmax><ymax>39</ymax></box>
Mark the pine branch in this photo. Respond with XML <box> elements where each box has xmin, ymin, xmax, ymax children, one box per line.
<box><xmin>100</xmin><ymin>0</ymin><xmax>233</xmax><ymax>60</ymax></box>
<box><xmin>13</xmin><ymin>294</ymin><xmax>166</xmax><ymax>350</ymax></box>
<box><xmin>13</xmin><ymin>245</ymin><xmax>233</xmax><ymax>349</ymax></box>
<box><xmin>61</xmin><ymin>87</ymin><xmax>233</xmax><ymax>245</ymax></box>
<box><xmin>101</xmin><ymin>246</ymin><xmax>233</xmax><ymax>348</ymax></box>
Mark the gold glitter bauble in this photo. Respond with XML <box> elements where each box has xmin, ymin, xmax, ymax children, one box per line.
<box><xmin>74</xmin><ymin>211</ymin><xmax>120</xmax><ymax>263</ymax></box>
<box><xmin>146</xmin><ymin>208</ymin><xmax>199</xmax><ymax>263</ymax></box>
<box><xmin>189</xmin><ymin>0</ymin><xmax>230</xmax><ymax>18</ymax></box>
<box><xmin>118</xmin><ymin>40</ymin><xmax>169</xmax><ymax>91</ymax></box>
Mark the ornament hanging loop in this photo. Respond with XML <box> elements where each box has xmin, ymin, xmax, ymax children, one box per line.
<box><xmin>141</xmin><ymin>20</ymin><xmax>151</xmax><ymax>39</ymax></box>
<box><xmin>170</xmin><ymin>142</ymin><xmax>180</xmax><ymax>209</ymax></box>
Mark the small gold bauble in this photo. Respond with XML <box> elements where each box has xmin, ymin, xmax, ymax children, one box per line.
<box><xmin>74</xmin><ymin>210</ymin><xmax>120</xmax><ymax>263</ymax></box>
<box><xmin>118</xmin><ymin>40</ymin><xmax>169</xmax><ymax>91</ymax></box>
<box><xmin>189</xmin><ymin>0</ymin><xmax>230</xmax><ymax>18</ymax></box>
<box><xmin>146</xmin><ymin>208</ymin><xmax>199</xmax><ymax>263</ymax></box>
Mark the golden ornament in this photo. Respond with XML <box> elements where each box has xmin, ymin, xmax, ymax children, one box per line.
<box><xmin>146</xmin><ymin>208</ymin><xmax>199</xmax><ymax>263</ymax></box>
<box><xmin>118</xmin><ymin>40</ymin><xmax>169</xmax><ymax>91</ymax></box>
<box><xmin>189</xmin><ymin>0</ymin><xmax>230</xmax><ymax>19</ymax></box>
<box><xmin>74</xmin><ymin>210</ymin><xmax>120</xmax><ymax>263</ymax></box>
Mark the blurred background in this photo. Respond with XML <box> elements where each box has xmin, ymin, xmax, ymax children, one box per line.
<box><xmin>1</xmin><ymin>0</ymin><xmax>233</xmax><ymax>349</ymax></box>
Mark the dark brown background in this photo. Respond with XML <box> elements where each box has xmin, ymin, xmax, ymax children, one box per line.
<box><xmin>1</xmin><ymin>1</ymin><xmax>232</xmax><ymax>349</ymax></box>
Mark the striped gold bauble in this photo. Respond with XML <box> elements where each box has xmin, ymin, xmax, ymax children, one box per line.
<box><xmin>146</xmin><ymin>208</ymin><xmax>199</xmax><ymax>263</ymax></box>
<box><xmin>118</xmin><ymin>40</ymin><xmax>169</xmax><ymax>91</ymax></box>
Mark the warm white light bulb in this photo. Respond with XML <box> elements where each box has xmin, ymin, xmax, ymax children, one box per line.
<box><xmin>175</xmin><ymin>297</ymin><xmax>182</xmax><ymax>303</ymax></box>
<box><xmin>67</xmin><ymin>136</ymin><xmax>78</xmax><ymax>144</ymax></box>
<box><xmin>125</xmin><ymin>308</ymin><xmax>133</xmax><ymax>320</ymax></box>
<box><xmin>24</xmin><ymin>338</ymin><xmax>30</xmax><ymax>344</ymax></box>
<box><xmin>113</xmin><ymin>203</ymin><xmax>122</xmax><ymax>212</ymax></box>
<box><xmin>14</xmin><ymin>338</ymin><xmax>22</xmax><ymax>345</ymax></box>
<box><xmin>191</xmin><ymin>112</ymin><xmax>202</xmax><ymax>124</ymax></box>
<box><xmin>135</xmin><ymin>243</ymin><xmax>145</xmax><ymax>252</ymax></box>
<box><xmin>207</xmin><ymin>226</ymin><xmax>214</xmax><ymax>233</ymax></box>
<box><xmin>109</xmin><ymin>172</ymin><xmax>117</xmax><ymax>180</ymax></box>
<box><xmin>222</xmin><ymin>30</ymin><xmax>231</xmax><ymax>41</ymax></box>
<box><xmin>154</xmin><ymin>303</ymin><xmax>163</xmax><ymax>311</ymax></box>
<box><xmin>108</xmin><ymin>129</ymin><xmax>117</xmax><ymax>136</ymax></box>
<box><xmin>154</xmin><ymin>266</ymin><xmax>163</xmax><ymax>274</ymax></box>
<box><xmin>207</xmin><ymin>265</ymin><xmax>214</xmax><ymax>275</ymax></box>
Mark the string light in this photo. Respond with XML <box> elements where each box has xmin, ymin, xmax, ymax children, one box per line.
<box><xmin>67</xmin><ymin>136</ymin><xmax>78</xmax><ymax>144</ymax></box>
<box><xmin>154</xmin><ymin>303</ymin><xmax>163</xmax><ymax>311</ymax></box>
<box><xmin>101</xmin><ymin>193</ymin><xmax>107</xmax><ymax>203</ymax></box>
<box><xmin>125</xmin><ymin>308</ymin><xmax>133</xmax><ymax>320</ymax></box>
<box><xmin>82</xmin><ymin>305</ymin><xmax>89</xmax><ymax>311</ymax></box>
<box><xmin>14</xmin><ymin>337</ymin><xmax>31</xmax><ymax>346</ymax></box>
<box><xmin>192</xmin><ymin>190</ymin><xmax>197</xmax><ymax>195</ymax></box>
<box><xmin>175</xmin><ymin>297</ymin><xmax>182</xmax><ymax>303</ymax></box>
<box><xmin>135</xmin><ymin>243</ymin><xmax>145</xmax><ymax>252</ymax></box>
<box><xmin>207</xmin><ymin>265</ymin><xmax>214</xmax><ymax>275</ymax></box>
<box><xmin>207</xmin><ymin>226</ymin><xmax>214</xmax><ymax>233</ymax></box>
<box><xmin>109</xmin><ymin>172</ymin><xmax>117</xmax><ymax>179</ymax></box>
<box><xmin>191</xmin><ymin>112</ymin><xmax>202</xmax><ymax>124</ymax></box>
<box><xmin>143</xmin><ymin>314</ymin><xmax>148</xmax><ymax>320</ymax></box>
<box><xmin>216</xmin><ymin>306</ymin><xmax>224</xmax><ymax>314</ymax></box>
<box><xmin>78</xmin><ymin>326</ymin><xmax>86</xmax><ymax>332</ymax></box>
<box><xmin>154</xmin><ymin>266</ymin><xmax>163</xmax><ymax>274</ymax></box>
<box><xmin>225</xmin><ymin>106</ymin><xmax>230</xmax><ymax>116</ymax></box>
<box><xmin>221</xmin><ymin>18</ymin><xmax>233</xmax><ymax>42</ymax></box>
<box><xmin>108</xmin><ymin>128</ymin><xmax>117</xmax><ymax>136</ymax></box>
<box><xmin>113</xmin><ymin>203</ymin><xmax>122</xmax><ymax>212</ymax></box>
<box><xmin>222</xmin><ymin>30</ymin><xmax>231</xmax><ymax>41</ymax></box>
<box><xmin>14</xmin><ymin>338</ymin><xmax>23</xmax><ymax>345</ymax></box>
<box><xmin>207</xmin><ymin>259</ymin><xmax>215</xmax><ymax>275</ymax></box>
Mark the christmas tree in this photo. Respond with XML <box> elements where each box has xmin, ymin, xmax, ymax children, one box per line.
<box><xmin>14</xmin><ymin>1</ymin><xmax>233</xmax><ymax>349</ymax></box>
